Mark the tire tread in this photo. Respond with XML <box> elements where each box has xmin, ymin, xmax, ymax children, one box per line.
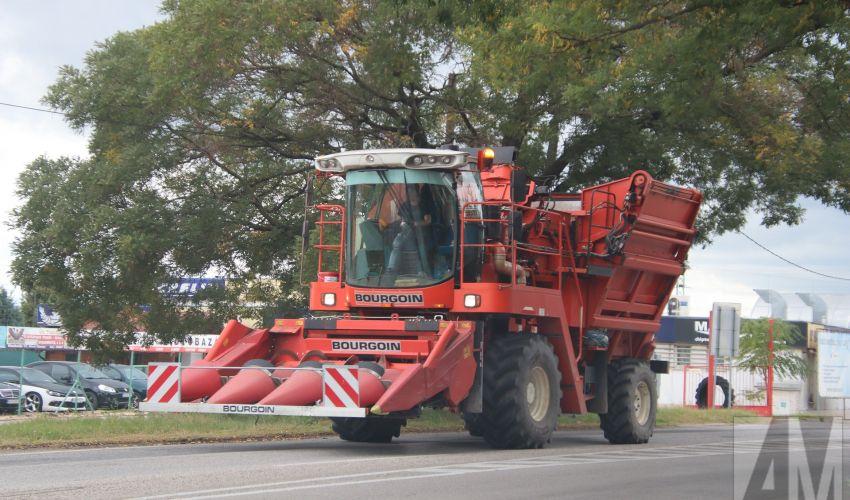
<box><xmin>599</xmin><ymin>358</ymin><xmax>656</xmax><ymax>444</ymax></box>
<box><xmin>330</xmin><ymin>417</ymin><xmax>406</xmax><ymax>443</ymax></box>
<box><xmin>477</xmin><ymin>334</ymin><xmax>562</xmax><ymax>449</ymax></box>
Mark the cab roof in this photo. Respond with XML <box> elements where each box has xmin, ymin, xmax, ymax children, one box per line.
<box><xmin>315</xmin><ymin>148</ymin><xmax>468</xmax><ymax>173</ymax></box>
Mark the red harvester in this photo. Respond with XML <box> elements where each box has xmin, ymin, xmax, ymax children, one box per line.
<box><xmin>140</xmin><ymin>146</ymin><xmax>702</xmax><ymax>449</ymax></box>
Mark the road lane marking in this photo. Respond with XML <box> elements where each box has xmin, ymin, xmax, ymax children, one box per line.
<box><xmin>139</xmin><ymin>438</ymin><xmax>842</xmax><ymax>499</ymax></box>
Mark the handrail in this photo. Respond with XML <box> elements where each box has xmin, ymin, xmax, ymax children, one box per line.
<box><xmin>180</xmin><ymin>364</ymin><xmax>325</xmax><ymax>371</ymax></box>
<box><xmin>314</xmin><ymin>204</ymin><xmax>345</xmax><ymax>280</ymax></box>
<box><xmin>459</xmin><ymin>200</ymin><xmax>570</xmax><ymax>290</ymax></box>
<box><xmin>582</xmin><ymin>189</ymin><xmax>617</xmax><ymax>256</ymax></box>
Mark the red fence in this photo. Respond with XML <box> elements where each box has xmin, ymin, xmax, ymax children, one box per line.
<box><xmin>681</xmin><ymin>363</ymin><xmax>772</xmax><ymax>416</ymax></box>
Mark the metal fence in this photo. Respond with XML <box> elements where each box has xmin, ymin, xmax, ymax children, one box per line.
<box><xmin>0</xmin><ymin>347</ymin><xmax>180</xmax><ymax>415</ymax></box>
<box><xmin>681</xmin><ymin>363</ymin><xmax>772</xmax><ymax>416</ymax></box>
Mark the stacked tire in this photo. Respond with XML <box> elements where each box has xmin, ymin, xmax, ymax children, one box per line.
<box><xmin>695</xmin><ymin>375</ymin><xmax>734</xmax><ymax>408</ymax></box>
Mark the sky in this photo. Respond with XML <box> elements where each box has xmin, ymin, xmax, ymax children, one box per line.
<box><xmin>1</xmin><ymin>2</ymin><xmax>849</xmax><ymax>318</ymax></box>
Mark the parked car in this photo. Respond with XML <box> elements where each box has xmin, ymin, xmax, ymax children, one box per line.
<box><xmin>101</xmin><ymin>364</ymin><xmax>147</xmax><ymax>406</ymax></box>
<box><xmin>0</xmin><ymin>367</ymin><xmax>87</xmax><ymax>412</ymax></box>
<box><xmin>0</xmin><ymin>382</ymin><xmax>20</xmax><ymax>413</ymax></box>
<box><xmin>28</xmin><ymin>362</ymin><xmax>133</xmax><ymax>410</ymax></box>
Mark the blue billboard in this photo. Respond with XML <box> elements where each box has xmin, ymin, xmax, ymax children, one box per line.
<box><xmin>0</xmin><ymin>326</ymin><xmax>6</xmax><ymax>348</ymax></box>
<box><xmin>37</xmin><ymin>304</ymin><xmax>62</xmax><ymax>327</ymax></box>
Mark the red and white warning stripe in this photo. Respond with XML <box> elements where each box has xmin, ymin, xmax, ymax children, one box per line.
<box><xmin>146</xmin><ymin>363</ymin><xmax>181</xmax><ymax>403</ymax></box>
<box><xmin>322</xmin><ymin>365</ymin><xmax>360</xmax><ymax>408</ymax></box>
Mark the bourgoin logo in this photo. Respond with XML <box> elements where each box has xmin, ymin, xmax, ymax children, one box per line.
<box><xmin>331</xmin><ymin>340</ymin><xmax>402</xmax><ymax>352</ymax></box>
<box><xmin>353</xmin><ymin>292</ymin><xmax>424</xmax><ymax>306</ymax></box>
<box><xmin>222</xmin><ymin>405</ymin><xmax>275</xmax><ymax>414</ymax></box>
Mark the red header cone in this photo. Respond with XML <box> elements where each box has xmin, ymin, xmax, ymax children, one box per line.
<box><xmin>207</xmin><ymin>368</ymin><xmax>277</xmax><ymax>404</ymax></box>
<box><xmin>358</xmin><ymin>367</ymin><xmax>386</xmax><ymax>406</ymax></box>
<box><xmin>258</xmin><ymin>368</ymin><xmax>322</xmax><ymax>406</ymax></box>
<box><xmin>180</xmin><ymin>360</ymin><xmax>222</xmax><ymax>402</ymax></box>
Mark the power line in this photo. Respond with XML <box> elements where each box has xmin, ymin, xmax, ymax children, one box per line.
<box><xmin>739</xmin><ymin>231</ymin><xmax>850</xmax><ymax>282</ymax></box>
<box><xmin>0</xmin><ymin>99</ymin><xmax>300</xmax><ymax>142</ymax></box>
<box><xmin>0</xmin><ymin>101</ymin><xmax>65</xmax><ymax>115</ymax></box>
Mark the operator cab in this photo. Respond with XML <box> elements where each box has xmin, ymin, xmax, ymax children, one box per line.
<box><xmin>315</xmin><ymin>149</ymin><xmax>484</xmax><ymax>289</ymax></box>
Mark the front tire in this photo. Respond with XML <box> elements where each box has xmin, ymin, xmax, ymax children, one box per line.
<box><xmin>24</xmin><ymin>392</ymin><xmax>42</xmax><ymax>412</ymax></box>
<box><xmin>84</xmin><ymin>390</ymin><xmax>99</xmax><ymax>411</ymax></box>
<box><xmin>462</xmin><ymin>412</ymin><xmax>484</xmax><ymax>437</ymax></box>
<box><xmin>330</xmin><ymin>417</ymin><xmax>406</xmax><ymax>443</ymax></box>
<box><xmin>478</xmin><ymin>334</ymin><xmax>562</xmax><ymax>449</ymax></box>
<box><xmin>599</xmin><ymin>358</ymin><xmax>657</xmax><ymax>444</ymax></box>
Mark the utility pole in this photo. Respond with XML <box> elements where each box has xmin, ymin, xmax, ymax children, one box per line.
<box><xmin>767</xmin><ymin>318</ymin><xmax>774</xmax><ymax>416</ymax></box>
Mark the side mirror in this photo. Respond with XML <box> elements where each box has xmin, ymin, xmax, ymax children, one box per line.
<box><xmin>301</xmin><ymin>175</ymin><xmax>314</xmax><ymax>253</ymax></box>
<box><xmin>305</xmin><ymin>174</ymin><xmax>315</xmax><ymax>207</ymax></box>
<box><xmin>298</xmin><ymin>175</ymin><xmax>317</xmax><ymax>286</ymax></box>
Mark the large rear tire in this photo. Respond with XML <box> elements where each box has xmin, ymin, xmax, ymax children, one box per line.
<box><xmin>478</xmin><ymin>334</ymin><xmax>562</xmax><ymax>449</ymax></box>
<box><xmin>330</xmin><ymin>417</ymin><xmax>406</xmax><ymax>443</ymax></box>
<box><xmin>599</xmin><ymin>358</ymin><xmax>657</xmax><ymax>444</ymax></box>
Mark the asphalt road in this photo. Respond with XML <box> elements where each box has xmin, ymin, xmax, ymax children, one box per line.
<box><xmin>1</xmin><ymin>422</ymin><xmax>847</xmax><ymax>499</ymax></box>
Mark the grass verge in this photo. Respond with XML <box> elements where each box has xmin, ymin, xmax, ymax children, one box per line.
<box><xmin>0</xmin><ymin>406</ymin><xmax>756</xmax><ymax>450</ymax></box>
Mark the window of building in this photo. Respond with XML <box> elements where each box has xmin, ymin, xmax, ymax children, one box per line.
<box><xmin>675</xmin><ymin>345</ymin><xmax>691</xmax><ymax>366</ymax></box>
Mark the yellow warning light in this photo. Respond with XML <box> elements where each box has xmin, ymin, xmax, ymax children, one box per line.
<box><xmin>477</xmin><ymin>147</ymin><xmax>496</xmax><ymax>171</ymax></box>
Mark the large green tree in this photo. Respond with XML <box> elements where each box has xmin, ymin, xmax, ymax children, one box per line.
<box><xmin>448</xmin><ymin>0</ymin><xmax>850</xmax><ymax>234</ymax></box>
<box><xmin>11</xmin><ymin>0</ymin><xmax>850</xmax><ymax>348</ymax></box>
<box><xmin>13</xmin><ymin>0</ymin><xmax>467</xmax><ymax>348</ymax></box>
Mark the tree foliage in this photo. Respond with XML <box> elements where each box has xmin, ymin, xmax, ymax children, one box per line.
<box><xmin>0</xmin><ymin>288</ymin><xmax>23</xmax><ymax>327</ymax></box>
<box><xmin>449</xmin><ymin>0</ymin><xmax>850</xmax><ymax>234</ymax></box>
<box><xmin>737</xmin><ymin>318</ymin><xmax>809</xmax><ymax>381</ymax></box>
<box><xmin>10</xmin><ymin>0</ymin><xmax>850</xmax><ymax>347</ymax></box>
